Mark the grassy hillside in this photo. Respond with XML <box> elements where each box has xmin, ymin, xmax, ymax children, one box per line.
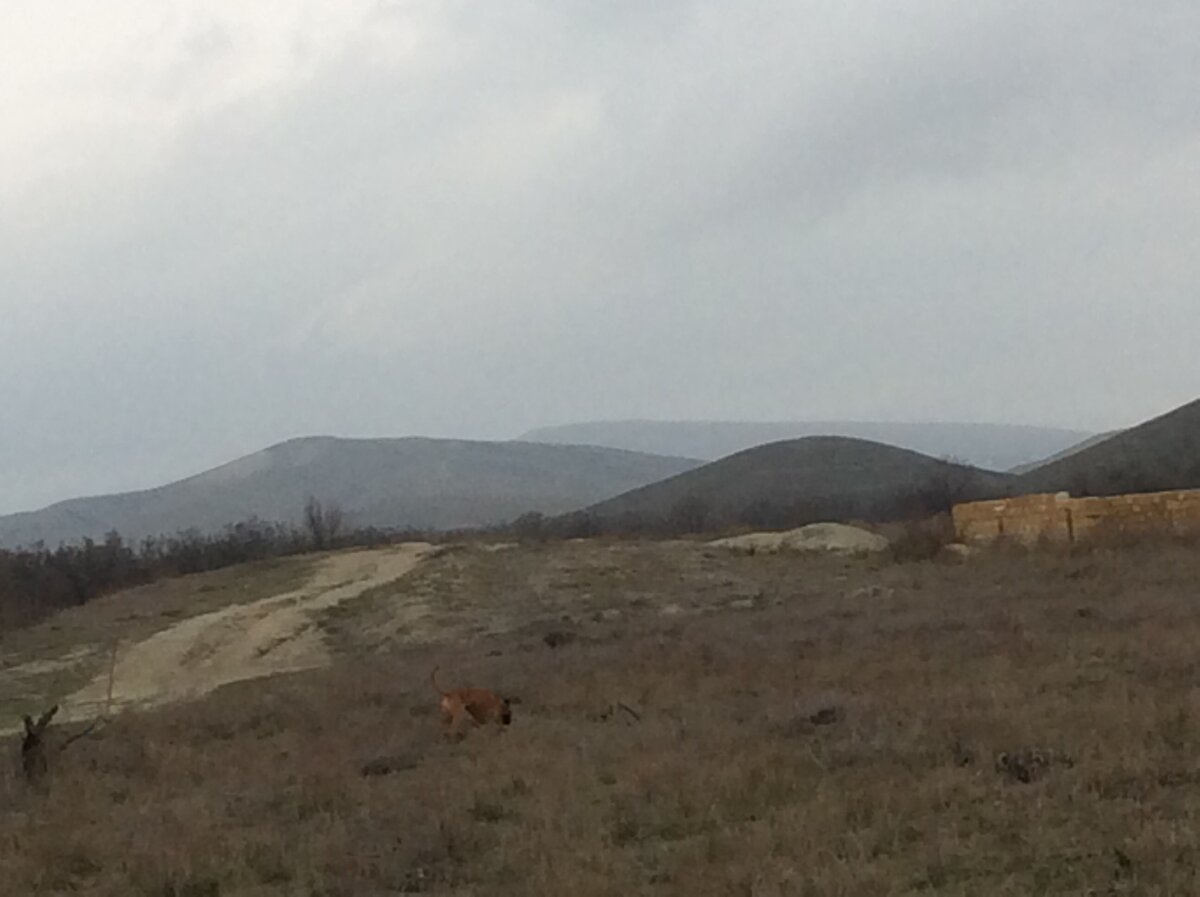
<box><xmin>1015</xmin><ymin>398</ymin><xmax>1200</xmax><ymax>496</ymax></box>
<box><xmin>1008</xmin><ymin>430</ymin><xmax>1122</xmax><ymax>475</ymax></box>
<box><xmin>520</xmin><ymin>419</ymin><xmax>1092</xmax><ymax>471</ymax></box>
<box><xmin>0</xmin><ymin>437</ymin><xmax>701</xmax><ymax>549</ymax></box>
<box><xmin>583</xmin><ymin>436</ymin><xmax>1013</xmax><ymax>529</ymax></box>
<box><xmin>4</xmin><ymin>538</ymin><xmax>1200</xmax><ymax>894</ymax></box>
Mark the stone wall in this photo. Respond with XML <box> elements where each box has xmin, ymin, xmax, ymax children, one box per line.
<box><xmin>952</xmin><ymin>489</ymin><xmax>1200</xmax><ymax>545</ymax></box>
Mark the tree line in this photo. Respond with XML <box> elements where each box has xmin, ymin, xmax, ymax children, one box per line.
<box><xmin>0</xmin><ymin>498</ymin><xmax>414</xmax><ymax>632</ymax></box>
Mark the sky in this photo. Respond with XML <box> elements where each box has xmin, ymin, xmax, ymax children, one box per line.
<box><xmin>3</xmin><ymin>0</ymin><xmax>1199</xmax><ymax>514</ymax></box>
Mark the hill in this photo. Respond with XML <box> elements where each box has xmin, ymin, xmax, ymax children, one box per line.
<box><xmin>519</xmin><ymin>419</ymin><xmax>1091</xmax><ymax>472</ymax></box>
<box><xmin>1014</xmin><ymin>398</ymin><xmax>1200</xmax><ymax>496</ymax></box>
<box><xmin>0</xmin><ymin>437</ymin><xmax>701</xmax><ymax>548</ymax></box>
<box><xmin>583</xmin><ymin>436</ymin><xmax>1013</xmax><ymax>529</ymax></box>
<box><xmin>1008</xmin><ymin>430</ymin><xmax>1122</xmax><ymax>475</ymax></box>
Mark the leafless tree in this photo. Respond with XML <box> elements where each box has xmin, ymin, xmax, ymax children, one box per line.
<box><xmin>303</xmin><ymin>496</ymin><xmax>345</xmax><ymax>550</ymax></box>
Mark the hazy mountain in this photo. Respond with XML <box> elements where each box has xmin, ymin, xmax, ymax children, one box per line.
<box><xmin>583</xmin><ymin>436</ymin><xmax>1014</xmax><ymax>528</ymax></box>
<box><xmin>0</xmin><ymin>437</ymin><xmax>701</xmax><ymax>549</ymax></box>
<box><xmin>519</xmin><ymin>420</ymin><xmax>1091</xmax><ymax>472</ymax></box>
<box><xmin>1015</xmin><ymin>399</ymin><xmax>1200</xmax><ymax>496</ymax></box>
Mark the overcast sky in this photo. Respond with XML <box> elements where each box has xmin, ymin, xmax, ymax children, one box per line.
<box><xmin>3</xmin><ymin>0</ymin><xmax>1199</xmax><ymax>514</ymax></box>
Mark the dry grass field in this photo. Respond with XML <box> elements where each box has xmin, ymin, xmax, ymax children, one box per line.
<box><xmin>0</xmin><ymin>556</ymin><xmax>319</xmax><ymax>725</ymax></box>
<box><xmin>3</xmin><ymin>536</ymin><xmax>1200</xmax><ymax>895</ymax></box>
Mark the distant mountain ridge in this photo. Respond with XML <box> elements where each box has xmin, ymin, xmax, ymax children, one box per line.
<box><xmin>519</xmin><ymin>420</ymin><xmax>1091</xmax><ymax>472</ymax></box>
<box><xmin>10</xmin><ymin>400</ymin><xmax>1191</xmax><ymax>550</ymax></box>
<box><xmin>0</xmin><ymin>437</ymin><xmax>702</xmax><ymax>549</ymax></box>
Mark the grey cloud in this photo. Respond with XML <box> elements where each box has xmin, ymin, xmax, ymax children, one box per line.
<box><xmin>4</xmin><ymin>0</ymin><xmax>1200</xmax><ymax>512</ymax></box>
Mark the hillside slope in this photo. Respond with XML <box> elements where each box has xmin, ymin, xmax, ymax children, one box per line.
<box><xmin>1015</xmin><ymin>398</ymin><xmax>1200</xmax><ymax>496</ymax></box>
<box><xmin>1008</xmin><ymin>430</ymin><xmax>1122</xmax><ymax>475</ymax></box>
<box><xmin>0</xmin><ymin>437</ymin><xmax>701</xmax><ymax>548</ymax></box>
<box><xmin>520</xmin><ymin>420</ymin><xmax>1090</xmax><ymax>472</ymax></box>
<box><xmin>584</xmin><ymin>436</ymin><xmax>1013</xmax><ymax>527</ymax></box>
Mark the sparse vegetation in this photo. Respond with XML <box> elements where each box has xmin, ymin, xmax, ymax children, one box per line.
<box><xmin>885</xmin><ymin>515</ymin><xmax>957</xmax><ymax>563</ymax></box>
<box><xmin>0</xmin><ymin>512</ymin><xmax>418</xmax><ymax>632</ymax></box>
<box><xmin>4</xmin><ymin>537</ymin><xmax>1200</xmax><ymax>893</ymax></box>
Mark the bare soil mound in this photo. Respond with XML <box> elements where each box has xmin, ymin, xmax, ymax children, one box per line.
<box><xmin>710</xmin><ymin>523</ymin><xmax>889</xmax><ymax>555</ymax></box>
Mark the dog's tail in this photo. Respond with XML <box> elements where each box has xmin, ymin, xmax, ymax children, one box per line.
<box><xmin>430</xmin><ymin>666</ymin><xmax>447</xmax><ymax>696</ymax></box>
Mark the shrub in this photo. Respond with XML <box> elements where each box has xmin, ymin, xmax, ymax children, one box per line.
<box><xmin>888</xmin><ymin>517</ymin><xmax>954</xmax><ymax>563</ymax></box>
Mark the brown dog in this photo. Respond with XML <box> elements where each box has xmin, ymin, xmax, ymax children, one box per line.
<box><xmin>430</xmin><ymin>667</ymin><xmax>512</xmax><ymax>739</ymax></box>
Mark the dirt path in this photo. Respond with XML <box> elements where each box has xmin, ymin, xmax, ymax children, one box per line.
<box><xmin>59</xmin><ymin>544</ymin><xmax>432</xmax><ymax>721</ymax></box>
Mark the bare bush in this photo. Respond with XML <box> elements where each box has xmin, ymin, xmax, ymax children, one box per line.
<box><xmin>303</xmin><ymin>496</ymin><xmax>345</xmax><ymax>551</ymax></box>
<box><xmin>888</xmin><ymin>516</ymin><xmax>956</xmax><ymax>563</ymax></box>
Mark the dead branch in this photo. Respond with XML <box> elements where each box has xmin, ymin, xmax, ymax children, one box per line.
<box><xmin>59</xmin><ymin>639</ymin><xmax>120</xmax><ymax>751</ymax></box>
<box><xmin>615</xmin><ymin>701</ymin><xmax>642</xmax><ymax>722</ymax></box>
<box><xmin>104</xmin><ymin>637</ymin><xmax>118</xmax><ymax>711</ymax></box>
<box><xmin>20</xmin><ymin>704</ymin><xmax>59</xmax><ymax>784</ymax></box>
<box><xmin>58</xmin><ymin>718</ymin><xmax>106</xmax><ymax>752</ymax></box>
<box><xmin>17</xmin><ymin>639</ymin><xmax>121</xmax><ymax>784</ymax></box>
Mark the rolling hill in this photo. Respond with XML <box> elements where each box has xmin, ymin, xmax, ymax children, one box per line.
<box><xmin>1014</xmin><ymin>398</ymin><xmax>1200</xmax><ymax>496</ymax></box>
<box><xmin>583</xmin><ymin>436</ymin><xmax>1014</xmax><ymax>529</ymax></box>
<box><xmin>519</xmin><ymin>420</ymin><xmax>1091</xmax><ymax>472</ymax></box>
<box><xmin>0</xmin><ymin>437</ymin><xmax>702</xmax><ymax>549</ymax></box>
<box><xmin>1008</xmin><ymin>430</ymin><xmax>1122</xmax><ymax>475</ymax></box>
